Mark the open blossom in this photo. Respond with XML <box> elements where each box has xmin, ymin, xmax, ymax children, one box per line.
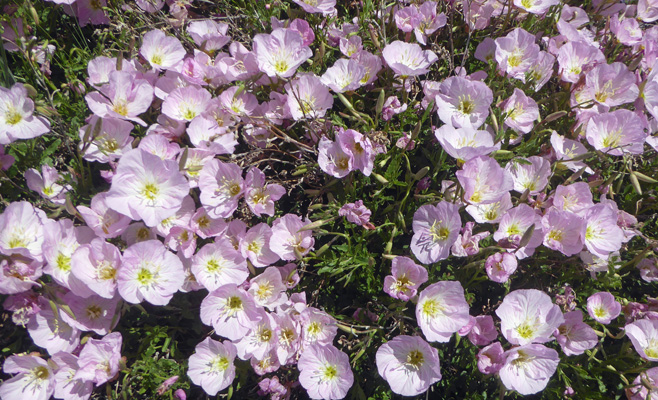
<box><xmin>550</xmin><ymin>131</ymin><xmax>592</xmax><ymax>173</ymax></box>
<box><xmin>198</xmin><ymin>159</ymin><xmax>244</xmax><ymax>219</ymax></box>
<box><xmin>583</xmin><ymin>203</ymin><xmax>624</xmax><ymax>258</ymax></box>
<box><xmin>435</xmin><ymin>76</ymin><xmax>493</xmax><ymax>129</ymax></box>
<box><xmin>496</xmin><ymin>289</ymin><xmax>564</xmax><ymax>345</ymax></box>
<box><xmin>292</xmin><ymin>0</ymin><xmax>336</xmax><ymax>15</ymax></box>
<box><xmin>200</xmin><ymin>284</ymin><xmax>262</xmax><ymax>341</ymax></box>
<box><xmin>187</xmin><ymin>20</ymin><xmax>230</xmax><ymax>52</ymax></box>
<box><xmin>557</xmin><ymin>41</ymin><xmax>605</xmax><ymax>84</ymax></box>
<box><xmin>244</xmin><ymin>167</ymin><xmax>285</xmax><ymax>217</ymax></box>
<box><xmin>77</xmin><ymin>192</ymin><xmax>131</xmax><ymax>239</ymax></box>
<box><xmin>456</xmin><ymin>156</ymin><xmax>513</xmax><ymax>205</ymax></box>
<box><xmin>85</xmin><ymin>70</ymin><xmax>154</xmax><ymax>126</ymax></box>
<box><xmin>28</xmin><ymin>298</ymin><xmax>80</xmax><ymax>355</ymax></box>
<box><xmin>321</xmin><ymin>59</ymin><xmax>365</xmax><ymax>93</ymax></box>
<box><xmin>0</xmin><ymin>83</ymin><xmax>50</xmax><ymax>144</ymax></box>
<box><xmin>411</xmin><ymin>201</ymin><xmax>461</xmax><ymax>264</ymax></box>
<box><xmin>500</xmin><ymin>88</ymin><xmax>539</xmax><ymax>134</ymax></box>
<box><xmin>494</xmin><ymin>204</ymin><xmax>543</xmax><ymax>259</ymax></box>
<box><xmin>298</xmin><ymin>344</ymin><xmax>353</xmax><ymax>400</ymax></box>
<box><xmin>376</xmin><ymin>335</ymin><xmax>441</xmax><ymax>396</ymax></box>
<box><xmin>118</xmin><ymin>240</ymin><xmax>184</xmax><ymax>305</ymax></box>
<box><xmin>191</xmin><ymin>240</ymin><xmax>248</xmax><ymax>291</ymax></box>
<box><xmin>505</xmin><ymin>156</ymin><xmax>551</xmax><ymax>195</ymax></box>
<box><xmin>513</xmin><ymin>0</ymin><xmax>559</xmax><ymax>14</ymax></box>
<box><xmin>499</xmin><ymin>344</ymin><xmax>560</xmax><ymax>395</ymax></box>
<box><xmin>434</xmin><ymin>124</ymin><xmax>499</xmax><ymax>163</ymax></box>
<box><xmin>416</xmin><ymin>281</ymin><xmax>470</xmax><ymax>342</ymax></box>
<box><xmin>74</xmin><ymin>331</ymin><xmax>122</xmax><ymax>385</ymax></box>
<box><xmin>79</xmin><ymin>116</ymin><xmax>134</xmax><ymax>163</ymax></box>
<box><xmin>382</xmin><ymin>41</ymin><xmax>438</xmax><ymax>77</ymax></box>
<box><xmin>106</xmin><ymin>148</ymin><xmax>189</xmax><ymax>227</ymax></box>
<box><xmin>162</xmin><ymin>86</ymin><xmax>212</xmax><ymax>122</ymax></box>
<box><xmin>555</xmin><ymin>310</ymin><xmax>598</xmax><ymax>356</ymax></box>
<box><xmin>285</xmin><ymin>74</ymin><xmax>333</xmax><ymax>120</ymax></box>
<box><xmin>494</xmin><ymin>28</ymin><xmax>539</xmax><ymax>81</ymax></box>
<box><xmin>140</xmin><ymin>29</ymin><xmax>185</xmax><ymax>70</ymax></box>
<box><xmin>587</xmin><ymin>292</ymin><xmax>621</xmax><ymax>324</ymax></box>
<box><xmin>0</xmin><ymin>354</ymin><xmax>55</xmax><ymax>400</ymax></box>
<box><xmin>25</xmin><ymin>165</ymin><xmax>70</xmax><ymax>205</ymax></box>
<box><xmin>585</xmin><ymin>109</ymin><xmax>647</xmax><ymax>156</ymax></box>
<box><xmin>253</xmin><ymin>28</ymin><xmax>313</xmax><ymax>78</ymax></box>
<box><xmin>625</xmin><ymin>319</ymin><xmax>658</xmax><ymax>362</ymax></box>
<box><xmin>188</xmin><ymin>338</ymin><xmax>236</xmax><ymax>396</ymax></box>
<box><xmin>50</xmin><ymin>352</ymin><xmax>93</xmax><ymax>400</ymax></box>
<box><xmin>0</xmin><ymin>201</ymin><xmax>47</xmax><ymax>262</ymax></box>
<box><xmin>60</xmin><ymin>292</ymin><xmax>119</xmax><ymax>335</ymax></box>
<box><xmin>269</xmin><ymin>214</ymin><xmax>314</xmax><ymax>261</ymax></box>
<box><xmin>541</xmin><ymin>209</ymin><xmax>585</xmax><ymax>256</ymax></box>
<box><xmin>383</xmin><ymin>256</ymin><xmax>428</xmax><ymax>301</ymax></box>
<box><xmin>71</xmin><ymin>238</ymin><xmax>122</xmax><ymax>299</ymax></box>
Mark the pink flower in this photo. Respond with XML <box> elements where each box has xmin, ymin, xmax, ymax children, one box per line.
<box><xmin>339</xmin><ymin>36</ymin><xmax>362</xmax><ymax>57</ymax></box>
<box><xmin>494</xmin><ymin>28</ymin><xmax>539</xmax><ymax>81</ymax></box>
<box><xmin>244</xmin><ymin>167</ymin><xmax>285</xmax><ymax>217</ymax></box>
<box><xmin>556</xmin><ymin>41</ymin><xmax>605</xmax><ymax>84</ymax></box>
<box><xmin>292</xmin><ymin>0</ymin><xmax>336</xmax><ymax>15</ymax></box>
<box><xmin>253</xmin><ymin>28</ymin><xmax>313</xmax><ymax>78</ymax></box>
<box><xmin>162</xmin><ymin>86</ymin><xmax>212</xmax><ymax>122</ymax></box>
<box><xmin>468</xmin><ymin>315</ymin><xmax>498</xmax><ymax>346</ymax></box>
<box><xmin>587</xmin><ymin>292</ymin><xmax>621</xmax><ymax>324</ymax></box>
<box><xmin>434</xmin><ymin>76</ymin><xmax>493</xmax><ymax>129</ymax></box>
<box><xmin>51</xmin><ymin>352</ymin><xmax>93</xmax><ymax>400</ymax></box>
<box><xmin>376</xmin><ymin>335</ymin><xmax>441</xmax><ymax>396</ymax></box>
<box><xmin>416</xmin><ymin>281</ymin><xmax>470</xmax><ymax>342</ymax></box>
<box><xmin>285</xmin><ymin>74</ymin><xmax>333</xmax><ymax>120</ymax></box>
<box><xmin>71</xmin><ymin>238</ymin><xmax>122</xmax><ymax>298</ymax></box>
<box><xmin>581</xmin><ymin>62</ymin><xmax>638</xmax><ymax>108</ymax></box>
<box><xmin>505</xmin><ymin>156</ymin><xmax>551</xmax><ymax>195</ymax></box>
<box><xmin>626</xmin><ymin>319</ymin><xmax>658</xmax><ymax>361</ymax></box>
<box><xmin>498</xmin><ymin>344</ymin><xmax>559</xmax><ymax>395</ymax></box>
<box><xmin>627</xmin><ymin>367</ymin><xmax>658</xmax><ymax>400</ymax></box>
<box><xmin>0</xmin><ymin>256</ymin><xmax>42</xmax><ymax>295</ymax></box>
<box><xmin>500</xmin><ymin>88</ymin><xmax>539</xmax><ymax>134</ymax></box>
<box><xmin>383</xmin><ymin>256</ymin><xmax>428</xmax><ymax>301</ymax></box>
<box><xmin>106</xmin><ymin>148</ymin><xmax>189</xmax><ymax>227</ymax></box>
<box><xmin>269</xmin><ymin>214</ymin><xmax>315</xmax><ymax>261</ymax></box>
<box><xmin>456</xmin><ymin>156</ymin><xmax>513</xmax><ymax>205</ymax></box>
<box><xmin>0</xmin><ymin>201</ymin><xmax>46</xmax><ymax>262</ymax></box>
<box><xmin>382</xmin><ymin>41</ymin><xmax>438</xmax><ymax>77</ymax></box>
<box><xmin>298</xmin><ymin>344</ymin><xmax>354</xmax><ymax>400</ymax></box>
<box><xmin>60</xmin><ymin>292</ymin><xmax>119</xmax><ymax>335</ymax></box>
<box><xmin>0</xmin><ymin>354</ymin><xmax>55</xmax><ymax>400</ymax></box>
<box><xmin>585</xmin><ymin>109</ymin><xmax>647</xmax><ymax>156</ymax></box>
<box><xmin>555</xmin><ymin>310</ymin><xmax>598</xmax><ymax>356</ymax></box>
<box><xmin>0</xmin><ymin>83</ymin><xmax>50</xmax><ymax>144</ymax></box>
<box><xmin>513</xmin><ymin>0</ymin><xmax>559</xmax><ymax>14</ymax></box>
<box><xmin>85</xmin><ymin>70</ymin><xmax>154</xmax><ymax>126</ymax></box>
<box><xmin>496</xmin><ymin>289</ymin><xmax>564</xmax><ymax>346</ymax></box>
<box><xmin>451</xmin><ymin>221</ymin><xmax>490</xmax><ymax>257</ymax></box>
<box><xmin>118</xmin><ymin>240</ymin><xmax>184</xmax><ymax>305</ymax></box>
<box><xmin>485</xmin><ymin>252</ymin><xmax>518</xmax><ymax>283</ymax></box>
<box><xmin>198</xmin><ymin>159</ymin><xmax>244</xmax><ymax>219</ymax></box>
<box><xmin>477</xmin><ymin>342</ymin><xmax>505</xmax><ymax>375</ymax></box>
<box><xmin>200</xmin><ymin>284</ymin><xmax>261</xmax><ymax>341</ymax></box>
<box><xmin>187</xmin><ymin>20</ymin><xmax>230</xmax><ymax>52</ymax></box>
<box><xmin>77</xmin><ymin>192</ymin><xmax>131</xmax><ymax>238</ymax></box>
<box><xmin>300</xmin><ymin>308</ymin><xmax>338</xmax><ymax>347</ymax></box>
<box><xmin>584</xmin><ymin>203</ymin><xmax>624</xmax><ymax>258</ymax></box>
<box><xmin>78</xmin><ymin>116</ymin><xmax>134</xmax><ymax>163</ymax></box>
<box><xmin>411</xmin><ymin>201</ymin><xmax>461</xmax><ymax>264</ymax></box>
<box><xmin>24</xmin><ymin>165</ymin><xmax>70</xmax><ymax>205</ymax></box>
<box><xmin>434</xmin><ymin>124</ymin><xmax>499</xmax><ymax>162</ymax></box>
<box><xmin>494</xmin><ymin>204</ymin><xmax>543</xmax><ymax>259</ymax></box>
<box><xmin>339</xmin><ymin>200</ymin><xmax>373</xmax><ymax>228</ymax></box>
<box><xmin>541</xmin><ymin>209</ymin><xmax>585</xmax><ymax>256</ymax></box>
<box><xmin>140</xmin><ymin>29</ymin><xmax>185</xmax><ymax>71</ymax></box>
<box><xmin>321</xmin><ymin>59</ymin><xmax>365</xmax><ymax>93</ymax></box>
<box><xmin>74</xmin><ymin>332</ymin><xmax>122</xmax><ymax>385</ymax></box>
<box><xmin>188</xmin><ymin>338</ymin><xmax>236</xmax><ymax>396</ymax></box>
<box><xmin>248</xmin><ymin>267</ymin><xmax>288</xmax><ymax>309</ymax></box>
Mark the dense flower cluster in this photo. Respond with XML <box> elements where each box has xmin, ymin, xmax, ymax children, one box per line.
<box><xmin>1</xmin><ymin>0</ymin><xmax>658</xmax><ymax>398</ymax></box>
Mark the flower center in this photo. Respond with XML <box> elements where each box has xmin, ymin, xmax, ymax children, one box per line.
<box><xmin>141</xmin><ymin>183</ymin><xmax>159</xmax><ymax>201</ymax></box>
<box><xmin>86</xmin><ymin>304</ymin><xmax>103</xmax><ymax>319</ymax></box>
<box><xmin>406</xmin><ymin>350</ymin><xmax>425</xmax><ymax>369</ymax></box>
<box><xmin>5</xmin><ymin>108</ymin><xmax>23</xmax><ymax>125</ymax></box>
<box><xmin>136</xmin><ymin>268</ymin><xmax>153</xmax><ymax>285</ymax></box>
<box><xmin>56</xmin><ymin>253</ymin><xmax>71</xmax><ymax>272</ymax></box>
<box><xmin>429</xmin><ymin>221</ymin><xmax>450</xmax><ymax>242</ymax></box>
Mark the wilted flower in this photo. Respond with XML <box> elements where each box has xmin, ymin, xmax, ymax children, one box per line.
<box><xmin>339</xmin><ymin>200</ymin><xmax>373</xmax><ymax>228</ymax></box>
